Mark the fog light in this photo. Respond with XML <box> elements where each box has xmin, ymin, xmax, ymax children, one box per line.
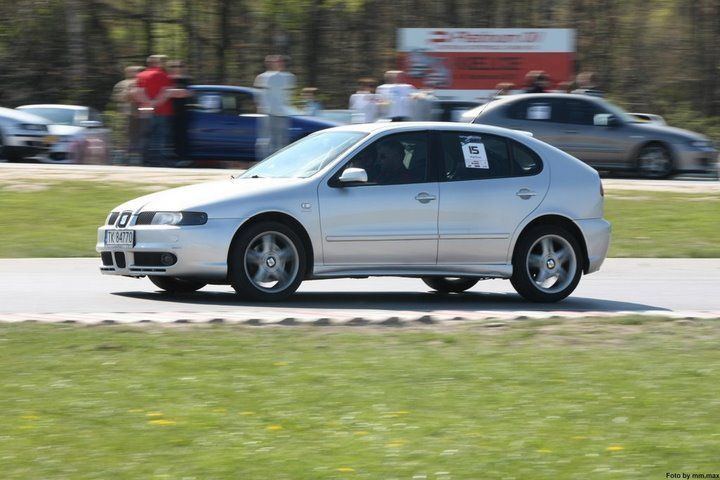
<box><xmin>160</xmin><ymin>253</ymin><xmax>177</xmax><ymax>266</ymax></box>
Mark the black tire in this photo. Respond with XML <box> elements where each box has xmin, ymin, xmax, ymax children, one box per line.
<box><xmin>149</xmin><ymin>276</ymin><xmax>207</xmax><ymax>293</ymax></box>
<box><xmin>636</xmin><ymin>143</ymin><xmax>673</xmax><ymax>179</ymax></box>
<box><xmin>510</xmin><ymin>225</ymin><xmax>583</xmax><ymax>303</ymax></box>
<box><xmin>422</xmin><ymin>276</ymin><xmax>479</xmax><ymax>293</ymax></box>
<box><xmin>228</xmin><ymin>221</ymin><xmax>306</xmax><ymax>301</ymax></box>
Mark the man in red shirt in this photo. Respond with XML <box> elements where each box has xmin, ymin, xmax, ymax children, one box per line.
<box><xmin>136</xmin><ymin>55</ymin><xmax>174</xmax><ymax>166</ymax></box>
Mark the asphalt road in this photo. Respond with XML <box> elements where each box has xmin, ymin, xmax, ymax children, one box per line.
<box><xmin>1</xmin><ymin>258</ymin><xmax>718</xmax><ymax>322</ymax></box>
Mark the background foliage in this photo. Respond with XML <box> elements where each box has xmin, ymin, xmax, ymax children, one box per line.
<box><xmin>1</xmin><ymin>0</ymin><xmax>719</xmax><ymax>139</ymax></box>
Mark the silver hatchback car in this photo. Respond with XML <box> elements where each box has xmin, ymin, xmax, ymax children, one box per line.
<box><xmin>463</xmin><ymin>94</ymin><xmax>718</xmax><ymax>178</ymax></box>
<box><xmin>97</xmin><ymin>123</ymin><xmax>611</xmax><ymax>302</ymax></box>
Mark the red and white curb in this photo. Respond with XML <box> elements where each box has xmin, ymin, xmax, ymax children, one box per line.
<box><xmin>0</xmin><ymin>310</ymin><xmax>718</xmax><ymax>326</ymax></box>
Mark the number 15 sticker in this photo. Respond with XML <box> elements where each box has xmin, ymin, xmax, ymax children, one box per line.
<box><xmin>462</xmin><ymin>142</ymin><xmax>489</xmax><ymax>169</ymax></box>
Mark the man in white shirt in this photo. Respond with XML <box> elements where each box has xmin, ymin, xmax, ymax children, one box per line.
<box><xmin>254</xmin><ymin>55</ymin><xmax>296</xmax><ymax>159</ymax></box>
<box><xmin>375</xmin><ymin>70</ymin><xmax>417</xmax><ymax>121</ymax></box>
<box><xmin>349</xmin><ymin>78</ymin><xmax>379</xmax><ymax>123</ymax></box>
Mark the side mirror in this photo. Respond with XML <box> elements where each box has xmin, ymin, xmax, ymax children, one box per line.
<box><xmin>80</xmin><ymin>120</ymin><xmax>103</xmax><ymax>128</ymax></box>
<box><xmin>593</xmin><ymin>113</ymin><xmax>620</xmax><ymax>127</ymax></box>
<box><xmin>338</xmin><ymin>167</ymin><xmax>368</xmax><ymax>184</ymax></box>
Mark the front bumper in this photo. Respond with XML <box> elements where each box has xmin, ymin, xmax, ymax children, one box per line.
<box><xmin>97</xmin><ymin>219</ymin><xmax>240</xmax><ymax>281</ymax></box>
<box><xmin>575</xmin><ymin>218</ymin><xmax>611</xmax><ymax>274</ymax></box>
<box><xmin>672</xmin><ymin>145</ymin><xmax>718</xmax><ymax>174</ymax></box>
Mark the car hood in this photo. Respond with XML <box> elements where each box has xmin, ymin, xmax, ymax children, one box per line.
<box><xmin>1</xmin><ymin>107</ymin><xmax>50</xmax><ymax>124</ymax></box>
<box><xmin>114</xmin><ymin>177</ymin><xmax>302</xmax><ymax>215</ymax></box>
<box><xmin>632</xmin><ymin>122</ymin><xmax>708</xmax><ymax>142</ymax></box>
<box><xmin>48</xmin><ymin>124</ymin><xmax>83</xmax><ymax>136</ymax></box>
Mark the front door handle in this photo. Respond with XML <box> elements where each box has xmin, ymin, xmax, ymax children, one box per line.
<box><xmin>516</xmin><ymin>188</ymin><xmax>537</xmax><ymax>199</ymax></box>
<box><xmin>564</xmin><ymin>130</ymin><xmax>579</xmax><ymax>134</ymax></box>
<box><xmin>415</xmin><ymin>192</ymin><xmax>437</xmax><ymax>204</ymax></box>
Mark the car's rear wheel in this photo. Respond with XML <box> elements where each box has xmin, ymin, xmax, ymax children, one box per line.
<box><xmin>637</xmin><ymin>143</ymin><xmax>673</xmax><ymax>178</ymax></box>
<box><xmin>149</xmin><ymin>276</ymin><xmax>207</xmax><ymax>293</ymax></box>
<box><xmin>422</xmin><ymin>276</ymin><xmax>479</xmax><ymax>293</ymax></box>
<box><xmin>510</xmin><ymin>225</ymin><xmax>582</xmax><ymax>302</ymax></box>
<box><xmin>229</xmin><ymin>221</ymin><xmax>306</xmax><ymax>301</ymax></box>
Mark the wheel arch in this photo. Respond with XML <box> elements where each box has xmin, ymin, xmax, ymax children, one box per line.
<box><xmin>227</xmin><ymin>211</ymin><xmax>315</xmax><ymax>279</ymax></box>
<box><xmin>511</xmin><ymin>214</ymin><xmax>590</xmax><ymax>273</ymax></box>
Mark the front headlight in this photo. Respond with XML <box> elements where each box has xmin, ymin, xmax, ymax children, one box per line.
<box><xmin>689</xmin><ymin>140</ymin><xmax>714</xmax><ymax>150</ymax></box>
<box><xmin>136</xmin><ymin>211</ymin><xmax>208</xmax><ymax>226</ymax></box>
<box><xmin>20</xmin><ymin>123</ymin><xmax>48</xmax><ymax>132</ymax></box>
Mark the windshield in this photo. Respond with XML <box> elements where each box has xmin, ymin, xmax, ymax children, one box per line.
<box><xmin>18</xmin><ymin>108</ymin><xmax>78</xmax><ymax>125</ymax></box>
<box><xmin>242</xmin><ymin>131</ymin><xmax>367</xmax><ymax>178</ymax></box>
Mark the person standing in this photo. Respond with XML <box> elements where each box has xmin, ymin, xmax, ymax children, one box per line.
<box><xmin>111</xmin><ymin>65</ymin><xmax>144</xmax><ymax>164</ymax></box>
<box><xmin>254</xmin><ymin>55</ymin><xmax>296</xmax><ymax>159</ymax></box>
<box><xmin>301</xmin><ymin>87</ymin><xmax>323</xmax><ymax>116</ymax></box>
<box><xmin>376</xmin><ymin>70</ymin><xmax>417</xmax><ymax>121</ymax></box>
<box><xmin>572</xmin><ymin>72</ymin><xmax>605</xmax><ymax>97</ymax></box>
<box><xmin>349</xmin><ymin>78</ymin><xmax>379</xmax><ymax>123</ymax></box>
<box><xmin>136</xmin><ymin>55</ymin><xmax>174</xmax><ymax>166</ymax></box>
<box><xmin>168</xmin><ymin>60</ymin><xmax>192</xmax><ymax>164</ymax></box>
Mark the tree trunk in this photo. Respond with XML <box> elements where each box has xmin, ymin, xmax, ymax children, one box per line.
<box><xmin>65</xmin><ymin>0</ymin><xmax>86</xmax><ymax>102</ymax></box>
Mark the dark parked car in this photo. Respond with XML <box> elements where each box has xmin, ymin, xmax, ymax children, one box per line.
<box><xmin>462</xmin><ymin>94</ymin><xmax>717</xmax><ymax>178</ymax></box>
<box><xmin>187</xmin><ymin>85</ymin><xmax>338</xmax><ymax>161</ymax></box>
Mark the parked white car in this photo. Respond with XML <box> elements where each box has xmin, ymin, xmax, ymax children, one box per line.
<box><xmin>98</xmin><ymin>122</ymin><xmax>611</xmax><ymax>303</ymax></box>
<box><xmin>0</xmin><ymin>106</ymin><xmax>51</xmax><ymax>161</ymax></box>
<box><xmin>16</xmin><ymin>104</ymin><xmax>111</xmax><ymax>164</ymax></box>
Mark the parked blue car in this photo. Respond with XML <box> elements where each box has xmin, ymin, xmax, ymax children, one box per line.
<box><xmin>186</xmin><ymin>85</ymin><xmax>338</xmax><ymax>161</ymax></box>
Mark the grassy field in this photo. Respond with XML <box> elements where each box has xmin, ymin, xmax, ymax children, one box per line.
<box><xmin>1</xmin><ymin>319</ymin><xmax>719</xmax><ymax>479</ymax></box>
<box><xmin>0</xmin><ymin>180</ymin><xmax>718</xmax><ymax>257</ymax></box>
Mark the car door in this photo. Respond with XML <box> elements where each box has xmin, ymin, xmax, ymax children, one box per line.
<box><xmin>318</xmin><ymin>130</ymin><xmax>439</xmax><ymax>266</ymax></box>
<box><xmin>552</xmin><ymin>97</ymin><xmax>627</xmax><ymax>166</ymax></box>
<box><xmin>436</xmin><ymin>130</ymin><xmax>549</xmax><ymax>264</ymax></box>
<box><xmin>187</xmin><ymin>90</ymin><xmax>257</xmax><ymax>158</ymax></box>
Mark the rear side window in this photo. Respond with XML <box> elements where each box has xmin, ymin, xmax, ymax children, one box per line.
<box><xmin>507</xmin><ymin>98</ymin><xmax>561</xmax><ymax>122</ymax></box>
<box><xmin>439</xmin><ymin>131</ymin><xmax>511</xmax><ymax>181</ymax></box>
<box><xmin>440</xmin><ymin>131</ymin><xmax>542</xmax><ymax>181</ymax></box>
<box><xmin>510</xmin><ymin>141</ymin><xmax>543</xmax><ymax>176</ymax></box>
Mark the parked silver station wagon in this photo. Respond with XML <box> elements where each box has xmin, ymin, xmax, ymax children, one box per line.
<box><xmin>462</xmin><ymin>94</ymin><xmax>718</xmax><ymax>178</ymax></box>
<box><xmin>97</xmin><ymin>123</ymin><xmax>611</xmax><ymax>302</ymax></box>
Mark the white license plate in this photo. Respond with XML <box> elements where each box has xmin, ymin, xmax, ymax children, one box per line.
<box><xmin>105</xmin><ymin>230</ymin><xmax>134</xmax><ymax>247</ymax></box>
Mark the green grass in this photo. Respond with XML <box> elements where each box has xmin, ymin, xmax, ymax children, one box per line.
<box><xmin>605</xmin><ymin>190</ymin><xmax>720</xmax><ymax>257</ymax></box>
<box><xmin>1</xmin><ymin>320</ymin><xmax>719</xmax><ymax>479</ymax></box>
<box><xmin>0</xmin><ymin>181</ymin><xmax>718</xmax><ymax>257</ymax></box>
<box><xmin>0</xmin><ymin>181</ymin><xmax>152</xmax><ymax>257</ymax></box>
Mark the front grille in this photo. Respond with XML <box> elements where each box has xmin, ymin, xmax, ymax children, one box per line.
<box><xmin>134</xmin><ymin>252</ymin><xmax>177</xmax><ymax>266</ymax></box>
<box><xmin>107</xmin><ymin>212</ymin><xmax>119</xmax><ymax>225</ymax></box>
<box><xmin>114</xmin><ymin>252</ymin><xmax>126</xmax><ymax>268</ymax></box>
<box><xmin>101</xmin><ymin>252</ymin><xmax>113</xmax><ymax>266</ymax></box>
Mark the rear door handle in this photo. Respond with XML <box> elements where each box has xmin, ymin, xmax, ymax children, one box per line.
<box><xmin>415</xmin><ymin>192</ymin><xmax>437</xmax><ymax>204</ymax></box>
<box><xmin>516</xmin><ymin>188</ymin><xmax>537</xmax><ymax>199</ymax></box>
<box><xmin>564</xmin><ymin>130</ymin><xmax>579</xmax><ymax>134</ymax></box>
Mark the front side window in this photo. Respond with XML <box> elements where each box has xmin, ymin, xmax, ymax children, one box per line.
<box><xmin>334</xmin><ymin>131</ymin><xmax>429</xmax><ymax>186</ymax></box>
<box><xmin>191</xmin><ymin>92</ymin><xmax>255</xmax><ymax>115</ymax></box>
<box><xmin>556</xmin><ymin>99</ymin><xmax>604</xmax><ymax>125</ymax></box>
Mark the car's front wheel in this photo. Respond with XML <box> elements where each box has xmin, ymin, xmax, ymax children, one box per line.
<box><xmin>510</xmin><ymin>225</ymin><xmax>582</xmax><ymax>302</ymax></box>
<box><xmin>149</xmin><ymin>276</ymin><xmax>207</xmax><ymax>293</ymax></box>
<box><xmin>229</xmin><ymin>221</ymin><xmax>306</xmax><ymax>301</ymax></box>
<box><xmin>422</xmin><ymin>277</ymin><xmax>479</xmax><ymax>293</ymax></box>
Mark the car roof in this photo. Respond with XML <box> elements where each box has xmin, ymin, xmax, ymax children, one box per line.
<box><xmin>190</xmin><ymin>85</ymin><xmax>258</xmax><ymax>94</ymax></box>
<box><xmin>324</xmin><ymin>121</ymin><xmax>535</xmax><ymax>140</ymax></box>
<box><xmin>17</xmin><ymin>104</ymin><xmax>88</xmax><ymax>111</ymax></box>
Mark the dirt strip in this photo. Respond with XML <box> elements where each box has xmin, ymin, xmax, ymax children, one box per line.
<box><xmin>1</xmin><ymin>163</ymin><xmax>719</xmax><ymax>192</ymax></box>
<box><xmin>1</xmin><ymin>310</ymin><xmax>718</xmax><ymax>327</ymax></box>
